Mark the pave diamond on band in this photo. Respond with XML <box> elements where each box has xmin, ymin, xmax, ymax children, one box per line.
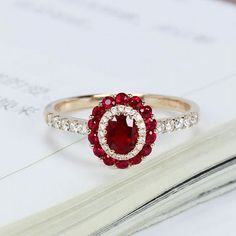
<box><xmin>46</xmin><ymin>111</ymin><xmax>198</xmax><ymax>135</ymax></box>
<box><xmin>46</xmin><ymin>113</ymin><xmax>88</xmax><ymax>134</ymax></box>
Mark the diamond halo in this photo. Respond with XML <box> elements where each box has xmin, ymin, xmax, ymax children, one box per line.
<box><xmin>98</xmin><ymin>105</ymin><xmax>146</xmax><ymax>161</ymax></box>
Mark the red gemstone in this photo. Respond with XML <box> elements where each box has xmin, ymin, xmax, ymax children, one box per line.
<box><xmin>93</xmin><ymin>145</ymin><xmax>105</xmax><ymax>157</ymax></box>
<box><xmin>146</xmin><ymin>118</ymin><xmax>157</xmax><ymax>131</ymax></box>
<box><xmin>140</xmin><ymin>144</ymin><xmax>152</xmax><ymax>156</ymax></box>
<box><xmin>146</xmin><ymin>131</ymin><xmax>157</xmax><ymax>144</ymax></box>
<box><xmin>88</xmin><ymin>131</ymin><xmax>98</xmax><ymax>145</ymax></box>
<box><xmin>129</xmin><ymin>155</ymin><xmax>142</xmax><ymax>165</ymax></box>
<box><xmin>115</xmin><ymin>93</ymin><xmax>129</xmax><ymax>105</ymax></box>
<box><xmin>88</xmin><ymin>119</ymin><xmax>99</xmax><ymax>130</ymax></box>
<box><xmin>115</xmin><ymin>160</ymin><xmax>129</xmax><ymax>169</ymax></box>
<box><xmin>106</xmin><ymin>115</ymin><xmax>139</xmax><ymax>154</ymax></box>
<box><xmin>129</xmin><ymin>96</ymin><xmax>142</xmax><ymax>109</ymax></box>
<box><xmin>92</xmin><ymin>106</ymin><xmax>104</xmax><ymax>119</ymax></box>
<box><xmin>103</xmin><ymin>156</ymin><xmax>115</xmax><ymax>166</ymax></box>
<box><xmin>140</xmin><ymin>105</ymin><xmax>152</xmax><ymax>119</ymax></box>
<box><xmin>102</xmin><ymin>96</ymin><xmax>115</xmax><ymax>109</ymax></box>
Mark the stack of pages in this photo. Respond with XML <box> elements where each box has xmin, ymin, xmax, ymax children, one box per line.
<box><xmin>0</xmin><ymin>0</ymin><xmax>236</xmax><ymax>235</ymax></box>
<box><xmin>1</xmin><ymin>120</ymin><xmax>236</xmax><ymax>235</ymax></box>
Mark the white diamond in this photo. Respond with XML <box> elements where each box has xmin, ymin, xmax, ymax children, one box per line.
<box><xmin>126</xmin><ymin>153</ymin><xmax>133</xmax><ymax>159</ymax></box>
<box><xmin>101</xmin><ymin>116</ymin><xmax>109</xmax><ymax>124</ymax></box>
<box><xmin>165</xmin><ymin>119</ymin><xmax>175</xmax><ymax>132</ymax></box>
<box><xmin>100</xmin><ymin>136</ymin><xmax>107</xmax><ymax>144</ymax></box>
<box><xmin>98</xmin><ymin>130</ymin><xmax>106</xmax><ymax>137</ymax></box>
<box><xmin>130</xmin><ymin>109</ymin><xmax>136</xmax><ymax>116</ymax></box>
<box><xmin>61</xmin><ymin>119</ymin><xmax>70</xmax><ymax>131</ymax></box>
<box><xmin>80</xmin><ymin>123</ymin><xmax>88</xmax><ymax>134</ymax></box>
<box><xmin>102</xmin><ymin>144</ymin><xmax>109</xmax><ymax>152</ymax></box>
<box><xmin>139</xmin><ymin>122</ymin><xmax>146</xmax><ymax>129</ymax></box>
<box><xmin>116</xmin><ymin>154</ymin><xmax>123</xmax><ymax>160</ymax></box>
<box><xmin>75</xmin><ymin>123</ymin><xmax>82</xmax><ymax>133</ymax></box>
<box><xmin>157</xmin><ymin>121</ymin><xmax>165</xmax><ymax>133</ymax></box>
<box><xmin>139</xmin><ymin>128</ymin><xmax>146</xmax><ymax>135</ymax></box>
<box><xmin>184</xmin><ymin>115</ymin><xmax>192</xmax><ymax>127</ymax></box>
<box><xmin>138</xmin><ymin>136</ymin><xmax>145</xmax><ymax>144</ymax></box>
<box><xmin>175</xmin><ymin>117</ymin><xmax>184</xmax><ymax>130</ymax></box>
<box><xmin>47</xmin><ymin>113</ymin><xmax>53</xmax><ymax>126</ymax></box>
<box><xmin>190</xmin><ymin>113</ymin><xmax>198</xmax><ymax>125</ymax></box>
<box><xmin>99</xmin><ymin>122</ymin><xmax>107</xmax><ymax>130</ymax></box>
<box><xmin>111</xmin><ymin>107</ymin><xmax>117</xmax><ymax>115</ymax></box>
<box><xmin>109</xmin><ymin>149</ymin><xmax>115</xmax><ymax>155</ymax></box>
<box><xmin>118</xmin><ymin>105</ymin><xmax>125</xmax><ymax>113</ymax></box>
<box><xmin>135</xmin><ymin>114</ymin><xmax>143</xmax><ymax>122</ymax></box>
<box><xmin>52</xmin><ymin>116</ymin><xmax>61</xmax><ymax>129</ymax></box>
<box><xmin>70</xmin><ymin>121</ymin><xmax>79</xmax><ymax>132</ymax></box>
<box><xmin>124</xmin><ymin>106</ymin><xmax>132</xmax><ymax>114</ymax></box>
<box><xmin>136</xmin><ymin>143</ymin><xmax>143</xmax><ymax>150</ymax></box>
<box><xmin>105</xmin><ymin>111</ymin><xmax>112</xmax><ymax>119</ymax></box>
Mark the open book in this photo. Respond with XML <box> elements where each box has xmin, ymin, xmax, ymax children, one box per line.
<box><xmin>0</xmin><ymin>0</ymin><xmax>236</xmax><ymax>235</ymax></box>
<box><xmin>1</xmin><ymin>119</ymin><xmax>236</xmax><ymax>235</ymax></box>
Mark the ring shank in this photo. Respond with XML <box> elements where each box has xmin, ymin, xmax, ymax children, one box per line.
<box><xmin>52</xmin><ymin>94</ymin><xmax>194</xmax><ymax>112</ymax></box>
<box><xmin>44</xmin><ymin>94</ymin><xmax>199</xmax><ymax>135</ymax></box>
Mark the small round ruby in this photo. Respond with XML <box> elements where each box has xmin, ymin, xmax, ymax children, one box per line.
<box><xmin>93</xmin><ymin>145</ymin><xmax>105</xmax><ymax>157</ymax></box>
<box><xmin>115</xmin><ymin>160</ymin><xmax>129</xmax><ymax>169</ymax></box>
<box><xmin>129</xmin><ymin>155</ymin><xmax>142</xmax><ymax>165</ymax></box>
<box><xmin>102</xmin><ymin>96</ymin><xmax>115</xmax><ymax>109</ymax></box>
<box><xmin>140</xmin><ymin>105</ymin><xmax>152</xmax><ymax>119</ymax></box>
<box><xmin>115</xmin><ymin>93</ymin><xmax>129</xmax><ymax>105</ymax></box>
<box><xmin>92</xmin><ymin>106</ymin><xmax>104</xmax><ymax>119</ymax></box>
<box><xmin>140</xmin><ymin>144</ymin><xmax>152</xmax><ymax>156</ymax></box>
<box><xmin>88</xmin><ymin>119</ymin><xmax>99</xmax><ymax>130</ymax></box>
<box><xmin>129</xmin><ymin>96</ymin><xmax>142</xmax><ymax>109</ymax></box>
<box><xmin>146</xmin><ymin>118</ymin><xmax>157</xmax><ymax>131</ymax></box>
<box><xmin>88</xmin><ymin>131</ymin><xmax>99</xmax><ymax>145</ymax></box>
<box><xmin>146</xmin><ymin>131</ymin><xmax>157</xmax><ymax>144</ymax></box>
<box><xmin>103</xmin><ymin>156</ymin><xmax>115</xmax><ymax>166</ymax></box>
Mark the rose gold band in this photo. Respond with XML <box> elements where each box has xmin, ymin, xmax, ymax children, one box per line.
<box><xmin>44</xmin><ymin>94</ymin><xmax>199</xmax><ymax>135</ymax></box>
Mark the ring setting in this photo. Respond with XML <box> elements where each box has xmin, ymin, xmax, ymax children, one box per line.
<box><xmin>44</xmin><ymin>92</ymin><xmax>199</xmax><ymax>169</ymax></box>
<box><xmin>88</xmin><ymin>93</ymin><xmax>157</xmax><ymax>168</ymax></box>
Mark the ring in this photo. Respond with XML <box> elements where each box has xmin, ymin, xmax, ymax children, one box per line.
<box><xmin>44</xmin><ymin>93</ymin><xmax>199</xmax><ymax>169</ymax></box>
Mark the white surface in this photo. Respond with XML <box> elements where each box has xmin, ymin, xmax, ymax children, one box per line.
<box><xmin>136</xmin><ymin>190</ymin><xmax>236</xmax><ymax>236</ymax></box>
<box><xmin>0</xmin><ymin>0</ymin><xmax>236</xmax><ymax>234</ymax></box>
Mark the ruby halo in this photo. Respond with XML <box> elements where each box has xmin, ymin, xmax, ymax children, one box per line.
<box><xmin>88</xmin><ymin>93</ymin><xmax>157</xmax><ymax>169</ymax></box>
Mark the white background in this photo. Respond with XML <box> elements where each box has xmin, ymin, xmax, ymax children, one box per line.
<box><xmin>0</xmin><ymin>0</ymin><xmax>236</xmax><ymax>235</ymax></box>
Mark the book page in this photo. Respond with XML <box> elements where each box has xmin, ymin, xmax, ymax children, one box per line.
<box><xmin>0</xmin><ymin>0</ymin><xmax>236</xmax><ymax>227</ymax></box>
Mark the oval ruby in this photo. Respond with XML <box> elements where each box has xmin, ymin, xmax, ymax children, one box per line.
<box><xmin>106</xmin><ymin>115</ymin><xmax>139</xmax><ymax>154</ymax></box>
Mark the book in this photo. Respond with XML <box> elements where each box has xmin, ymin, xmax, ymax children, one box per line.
<box><xmin>0</xmin><ymin>0</ymin><xmax>236</xmax><ymax>235</ymax></box>
<box><xmin>1</xmin><ymin>119</ymin><xmax>236</xmax><ymax>236</ymax></box>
